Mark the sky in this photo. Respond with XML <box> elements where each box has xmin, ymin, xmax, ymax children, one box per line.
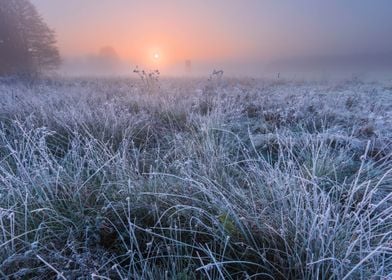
<box><xmin>31</xmin><ymin>0</ymin><xmax>392</xmax><ymax>75</ymax></box>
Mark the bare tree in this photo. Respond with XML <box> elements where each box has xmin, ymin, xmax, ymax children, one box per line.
<box><xmin>0</xmin><ymin>0</ymin><xmax>60</xmax><ymax>76</ymax></box>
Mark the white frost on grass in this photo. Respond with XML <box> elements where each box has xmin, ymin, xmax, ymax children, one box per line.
<box><xmin>0</xmin><ymin>77</ymin><xmax>391</xmax><ymax>279</ymax></box>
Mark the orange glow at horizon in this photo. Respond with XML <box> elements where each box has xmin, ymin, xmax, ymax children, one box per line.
<box><xmin>32</xmin><ymin>0</ymin><xmax>266</xmax><ymax>73</ymax></box>
<box><xmin>31</xmin><ymin>0</ymin><xmax>392</xmax><ymax>75</ymax></box>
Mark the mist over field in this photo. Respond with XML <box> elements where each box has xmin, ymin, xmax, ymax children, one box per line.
<box><xmin>1</xmin><ymin>1</ymin><xmax>392</xmax><ymax>279</ymax></box>
<box><xmin>29</xmin><ymin>0</ymin><xmax>392</xmax><ymax>77</ymax></box>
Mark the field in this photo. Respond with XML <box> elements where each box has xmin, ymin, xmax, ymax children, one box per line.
<box><xmin>0</xmin><ymin>76</ymin><xmax>391</xmax><ymax>279</ymax></box>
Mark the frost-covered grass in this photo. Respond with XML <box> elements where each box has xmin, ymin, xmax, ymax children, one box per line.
<box><xmin>0</xmin><ymin>77</ymin><xmax>391</xmax><ymax>279</ymax></box>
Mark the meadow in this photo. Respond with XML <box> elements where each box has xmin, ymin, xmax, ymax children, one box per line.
<box><xmin>0</xmin><ymin>76</ymin><xmax>391</xmax><ymax>279</ymax></box>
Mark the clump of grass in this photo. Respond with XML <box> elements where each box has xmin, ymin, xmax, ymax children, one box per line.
<box><xmin>133</xmin><ymin>67</ymin><xmax>160</xmax><ymax>95</ymax></box>
<box><xmin>0</xmin><ymin>77</ymin><xmax>391</xmax><ymax>279</ymax></box>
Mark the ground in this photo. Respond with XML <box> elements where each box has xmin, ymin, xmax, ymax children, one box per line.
<box><xmin>0</xmin><ymin>76</ymin><xmax>391</xmax><ymax>279</ymax></box>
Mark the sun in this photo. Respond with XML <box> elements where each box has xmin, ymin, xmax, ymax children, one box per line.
<box><xmin>153</xmin><ymin>52</ymin><xmax>160</xmax><ymax>60</ymax></box>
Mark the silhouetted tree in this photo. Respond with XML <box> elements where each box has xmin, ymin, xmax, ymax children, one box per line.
<box><xmin>0</xmin><ymin>0</ymin><xmax>60</xmax><ymax>76</ymax></box>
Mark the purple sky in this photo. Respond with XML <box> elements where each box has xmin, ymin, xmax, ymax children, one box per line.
<box><xmin>31</xmin><ymin>0</ymin><xmax>392</xmax><ymax>75</ymax></box>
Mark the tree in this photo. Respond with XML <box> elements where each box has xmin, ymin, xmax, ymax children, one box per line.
<box><xmin>0</xmin><ymin>1</ymin><xmax>27</xmax><ymax>75</ymax></box>
<box><xmin>0</xmin><ymin>0</ymin><xmax>60</xmax><ymax>76</ymax></box>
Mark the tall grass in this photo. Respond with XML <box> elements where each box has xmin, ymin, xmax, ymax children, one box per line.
<box><xmin>0</xmin><ymin>77</ymin><xmax>391</xmax><ymax>279</ymax></box>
